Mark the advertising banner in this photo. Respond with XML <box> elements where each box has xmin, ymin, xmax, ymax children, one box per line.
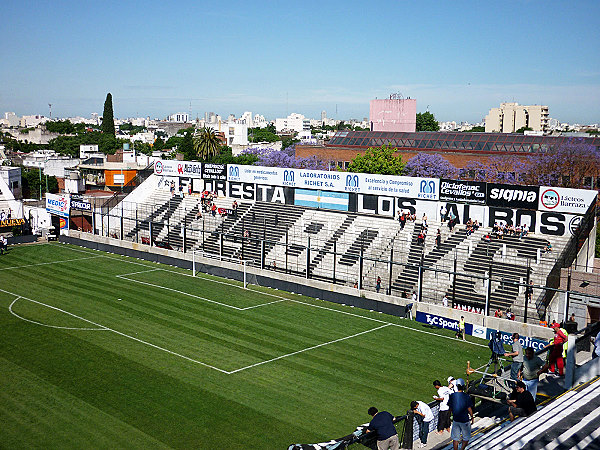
<box><xmin>59</xmin><ymin>216</ymin><xmax>69</xmax><ymax>230</ymax></box>
<box><xmin>154</xmin><ymin>160</ymin><xmax>203</xmax><ymax>178</ymax></box>
<box><xmin>46</xmin><ymin>193</ymin><xmax>70</xmax><ymax>218</ymax></box>
<box><xmin>0</xmin><ymin>218</ymin><xmax>25</xmax><ymax>227</ymax></box>
<box><xmin>440</xmin><ymin>179</ymin><xmax>487</xmax><ymax>205</ymax></box>
<box><xmin>202</xmin><ymin>163</ymin><xmax>227</xmax><ymax>180</ymax></box>
<box><xmin>71</xmin><ymin>198</ymin><xmax>92</xmax><ymax>212</ymax></box>
<box><xmin>485</xmin><ymin>329</ymin><xmax>548</xmax><ymax>352</ymax></box>
<box><xmin>415</xmin><ymin>311</ymin><xmax>474</xmax><ymax>336</ymax></box>
<box><xmin>486</xmin><ymin>183</ymin><xmax>539</xmax><ymax>210</ymax></box>
<box><xmin>227</xmin><ymin>164</ymin><xmax>438</xmax><ymax>200</ymax></box>
<box><xmin>538</xmin><ymin>186</ymin><xmax>597</xmax><ymax>214</ymax></box>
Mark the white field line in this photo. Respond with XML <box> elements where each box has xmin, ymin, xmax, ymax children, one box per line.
<box><xmin>228</xmin><ymin>324</ymin><xmax>392</xmax><ymax>374</ymax></box>
<box><xmin>117</xmin><ymin>268</ymin><xmax>162</xmax><ymax>277</ymax></box>
<box><xmin>0</xmin><ymin>255</ymin><xmax>104</xmax><ymax>271</ymax></box>
<box><xmin>117</xmin><ymin>270</ymin><xmax>286</xmax><ymax>311</ymax></box>
<box><xmin>51</xmin><ymin>242</ymin><xmax>489</xmax><ymax>349</ymax></box>
<box><xmin>0</xmin><ymin>288</ymin><xmax>230</xmax><ymax>374</ymax></box>
<box><xmin>8</xmin><ymin>297</ymin><xmax>108</xmax><ymax>331</ymax></box>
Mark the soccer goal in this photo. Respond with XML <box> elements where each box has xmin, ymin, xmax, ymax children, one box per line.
<box><xmin>191</xmin><ymin>250</ymin><xmax>256</xmax><ymax>289</ymax></box>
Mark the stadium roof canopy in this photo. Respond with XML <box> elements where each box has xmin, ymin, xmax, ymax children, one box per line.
<box><xmin>327</xmin><ymin>131</ymin><xmax>600</xmax><ymax>154</ymax></box>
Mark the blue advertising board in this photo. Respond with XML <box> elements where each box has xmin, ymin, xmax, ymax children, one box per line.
<box><xmin>416</xmin><ymin>311</ymin><xmax>549</xmax><ymax>351</ymax></box>
<box><xmin>486</xmin><ymin>329</ymin><xmax>548</xmax><ymax>353</ymax></box>
<box><xmin>415</xmin><ymin>311</ymin><xmax>473</xmax><ymax>336</ymax></box>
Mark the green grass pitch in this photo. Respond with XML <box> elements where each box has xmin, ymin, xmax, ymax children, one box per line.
<box><xmin>0</xmin><ymin>242</ymin><xmax>491</xmax><ymax>449</ymax></box>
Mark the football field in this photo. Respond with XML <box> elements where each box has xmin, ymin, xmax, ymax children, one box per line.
<box><xmin>0</xmin><ymin>242</ymin><xmax>490</xmax><ymax>449</ymax></box>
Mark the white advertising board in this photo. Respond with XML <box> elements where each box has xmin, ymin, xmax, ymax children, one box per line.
<box><xmin>226</xmin><ymin>164</ymin><xmax>438</xmax><ymax>200</ymax></box>
<box><xmin>46</xmin><ymin>193</ymin><xmax>70</xmax><ymax>218</ymax></box>
<box><xmin>538</xmin><ymin>186</ymin><xmax>597</xmax><ymax>214</ymax></box>
<box><xmin>154</xmin><ymin>160</ymin><xmax>203</xmax><ymax>178</ymax></box>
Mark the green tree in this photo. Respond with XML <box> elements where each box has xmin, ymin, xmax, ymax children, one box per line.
<box><xmin>101</xmin><ymin>93</ymin><xmax>115</xmax><ymax>137</ymax></box>
<box><xmin>516</xmin><ymin>126</ymin><xmax>533</xmax><ymax>133</ymax></box>
<box><xmin>180</xmin><ymin>131</ymin><xmax>196</xmax><ymax>160</ymax></box>
<box><xmin>347</xmin><ymin>144</ymin><xmax>405</xmax><ymax>175</ymax></box>
<box><xmin>21</xmin><ymin>168</ymin><xmax>58</xmax><ymax>199</ymax></box>
<box><xmin>193</xmin><ymin>127</ymin><xmax>221</xmax><ymax>160</ymax></box>
<box><xmin>153</xmin><ymin>137</ymin><xmax>165</xmax><ymax>152</ymax></box>
<box><xmin>465</xmin><ymin>126</ymin><xmax>485</xmax><ymax>132</ymax></box>
<box><xmin>45</xmin><ymin>120</ymin><xmax>75</xmax><ymax>134</ymax></box>
<box><xmin>248</xmin><ymin>127</ymin><xmax>279</xmax><ymax>143</ymax></box>
<box><xmin>416</xmin><ymin>112</ymin><xmax>440</xmax><ymax>131</ymax></box>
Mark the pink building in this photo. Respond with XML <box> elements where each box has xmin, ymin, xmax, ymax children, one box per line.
<box><xmin>369</xmin><ymin>98</ymin><xmax>417</xmax><ymax>132</ymax></box>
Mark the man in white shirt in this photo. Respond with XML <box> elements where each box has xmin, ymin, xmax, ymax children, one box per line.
<box><xmin>411</xmin><ymin>400</ymin><xmax>434</xmax><ymax>448</ymax></box>
<box><xmin>442</xmin><ymin>295</ymin><xmax>448</xmax><ymax>307</ymax></box>
<box><xmin>433</xmin><ymin>380</ymin><xmax>452</xmax><ymax>433</ymax></box>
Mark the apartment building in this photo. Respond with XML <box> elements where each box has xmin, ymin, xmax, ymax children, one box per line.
<box><xmin>485</xmin><ymin>102</ymin><xmax>549</xmax><ymax>133</ymax></box>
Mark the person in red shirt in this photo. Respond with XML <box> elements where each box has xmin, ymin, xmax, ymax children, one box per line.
<box><xmin>538</xmin><ymin>323</ymin><xmax>568</xmax><ymax>376</ymax></box>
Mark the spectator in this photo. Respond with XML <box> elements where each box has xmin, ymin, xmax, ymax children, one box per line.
<box><xmin>376</xmin><ymin>276</ymin><xmax>382</xmax><ymax>293</ymax></box>
<box><xmin>211</xmin><ymin>203</ymin><xmax>217</xmax><ymax>217</ymax></box>
<box><xmin>505</xmin><ymin>333</ymin><xmax>524</xmax><ymax>386</ymax></box>
<box><xmin>525</xmin><ymin>281</ymin><xmax>534</xmax><ymax>303</ymax></box>
<box><xmin>410</xmin><ymin>400</ymin><xmax>433</xmax><ymax>448</ymax></box>
<box><xmin>507</xmin><ymin>381</ymin><xmax>537</xmax><ymax>421</ymax></box>
<box><xmin>456</xmin><ymin>316</ymin><xmax>465</xmax><ymax>341</ymax></box>
<box><xmin>592</xmin><ymin>330</ymin><xmax>600</xmax><ymax>359</ymax></box>
<box><xmin>433</xmin><ymin>380</ymin><xmax>452</xmax><ymax>434</ymax></box>
<box><xmin>422</xmin><ymin>213</ymin><xmax>428</xmax><ymax>229</ymax></box>
<box><xmin>569</xmin><ymin>313</ymin><xmax>576</xmax><ymax>322</ymax></box>
<box><xmin>412</xmin><ymin>291</ymin><xmax>418</xmax><ymax>303</ymax></box>
<box><xmin>519</xmin><ymin>347</ymin><xmax>545</xmax><ymax>400</ymax></box>
<box><xmin>448</xmin><ymin>382</ymin><xmax>474</xmax><ymax>450</ymax></box>
<box><xmin>232</xmin><ymin>200</ymin><xmax>238</xmax><ymax>217</ymax></box>
<box><xmin>365</xmin><ymin>406</ymin><xmax>399</xmax><ymax>450</ymax></box>
<box><xmin>354</xmin><ymin>281</ymin><xmax>358</xmax><ymax>289</ymax></box>
<box><xmin>398</xmin><ymin>212</ymin><xmax>406</xmax><ymax>230</ymax></box>
<box><xmin>0</xmin><ymin>235</ymin><xmax>6</xmax><ymax>255</ymax></box>
<box><xmin>539</xmin><ymin>317</ymin><xmax>548</xmax><ymax>327</ymax></box>
<box><xmin>447</xmin><ymin>376</ymin><xmax>458</xmax><ymax>393</ymax></box>
<box><xmin>544</xmin><ymin>242</ymin><xmax>553</xmax><ymax>252</ymax></box>
<box><xmin>401</xmin><ymin>290</ymin><xmax>408</xmax><ymax>299</ymax></box>
<box><xmin>442</xmin><ymin>294</ymin><xmax>448</xmax><ymax>307</ymax></box>
<box><xmin>538</xmin><ymin>323</ymin><xmax>568</xmax><ymax>376</ymax></box>
<box><xmin>436</xmin><ymin>229</ymin><xmax>441</xmax><ymax>248</ymax></box>
<box><xmin>440</xmin><ymin>205</ymin><xmax>447</xmax><ymax>222</ymax></box>
<box><xmin>417</xmin><ymin>232</ymin><xmax>425</xmax><ymax>245</ymax></box>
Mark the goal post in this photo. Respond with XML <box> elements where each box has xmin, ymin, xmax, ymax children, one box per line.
<box><xmin>191</xmin><ymin>250</ymin><xmax>256</xmax><ymax>289</ymax></box>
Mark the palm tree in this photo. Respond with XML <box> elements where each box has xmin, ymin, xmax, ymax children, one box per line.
<box><xmin>193</xmin><ymin>127</ymin><xmax>221</xmax><ymax>160</ymax></box>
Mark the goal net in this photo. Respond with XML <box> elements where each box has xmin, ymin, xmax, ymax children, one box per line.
<box><xmin>191</xmin><ymin>250</ymin><xmax>256</xmax><ymax>289</ymax></box>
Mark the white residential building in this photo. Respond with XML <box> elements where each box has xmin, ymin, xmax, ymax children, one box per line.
<box><xmin>485</xmin><ymin>102</ymin><xmax>549</xmax><ymax>133</ymax></box>
<box><xmin>3</xmin><ymin>112</ymin><xmax>19</xmax><ymax>127</ymax></box>
<box><xmin>204</xmin><ymin>122</ymin><xmax>249</xmax><ymax>146</ymax></box>
<box><xmin>20</xmin><ymin>115</ymin><xmax>48</xmax><ymax>127</ymax></box>
<box><xmin>275</xmin><ymin>113</ymin><xmax>310</xmax><ymax>133</ymax></box>
<box><xmin>168</xmin><ymin>112</ymin><xmax>189</xmax><ymax>122</ymax></box>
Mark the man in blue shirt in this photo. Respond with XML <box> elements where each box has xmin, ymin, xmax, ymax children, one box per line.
<box><xmin>448</xmin><ymin>383</ymin><xmax>474</xmax><ymax>450</ymax></box>
<box><xmin>366</xmin><ymin>406</ymin><xmax>399</xmax><ymax>450</ymax></box>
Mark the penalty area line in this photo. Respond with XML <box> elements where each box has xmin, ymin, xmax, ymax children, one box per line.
<box><xmin>227</xmin><ymin>323</ymin><xmax>392</xmax><ymax>374</ymax></box>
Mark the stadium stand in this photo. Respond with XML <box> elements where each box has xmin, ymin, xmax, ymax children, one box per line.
<box><xmin>103</xmin><ymin>173</ymin><xmax>577</xmax><ymax>320</ymax></box>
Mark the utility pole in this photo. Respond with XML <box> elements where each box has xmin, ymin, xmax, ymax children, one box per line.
<box><xmin>48</xmin><ymin>103</ymin><xmax>52</xmax><ymax>119</ymax></box>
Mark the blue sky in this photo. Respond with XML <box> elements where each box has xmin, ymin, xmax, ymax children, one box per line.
<box><xmin>1</xmin><ymin>0</ymin><xmax>599</xmax><ymax>123</ymax></box>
